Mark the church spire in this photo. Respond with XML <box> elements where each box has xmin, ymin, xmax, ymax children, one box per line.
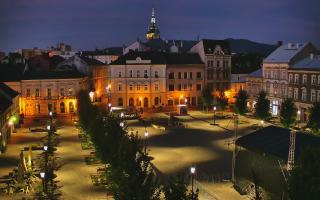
<box><xmin>146</xmin><ymin>8</ymin><xmax>160</xmax><ymax>40</ymax></box>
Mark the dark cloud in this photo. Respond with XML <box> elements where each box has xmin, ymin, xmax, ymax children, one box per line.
<box><xmin>0</xmin><ymin>0</ymin><xmax>319</xmax><ymax>52</ymax></box>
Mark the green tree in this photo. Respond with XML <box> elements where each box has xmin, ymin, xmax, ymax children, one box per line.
<box><xmin>201</xmin><ymin>86</ymin><xmax>213</xmax><ymax>112</ymax></box>
<box><xmin>254</xmin><ymin>91</ymin><xmax>271</xmax><ymax>120</ymax></box>
<box><xmin>280</xmin><ymin>98</ymin><xmax>297</xmax><ymax>128</ymax></box>
<box><xmin>235</xmin><ymin>89</ymin><xmax>248</xmax><ymax>115</ymax></box>
<box><xmin>76</xmin><ymin>90</ymin><xmax>94</xmax><ymax>131</ymax></box>
<box><xmin>288</xmin><ymin>147</ymin><xmax>320</xmax><ymax>200</ymax></box>
<box><xmin>307</xmin><ymin>102</ymin><xmax>320</xmax><ymax>134</ymax></box>
<box><xmin>216</xmin><ymin>91</ymin><xmax>229</xmax><ymax>110</ymax></box>
<box><xmin>163</xmin><ymin>173</ymin><xmax>199</xmax><ymax>200</ymax></box>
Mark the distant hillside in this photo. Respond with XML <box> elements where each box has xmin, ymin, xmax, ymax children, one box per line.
<box><xmin>226</xmin><ymin>38</ymin><xmax>277</xmax><ymax>55</ymax></box>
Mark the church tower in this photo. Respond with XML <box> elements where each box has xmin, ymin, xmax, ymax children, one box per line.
<box><xmin>146</xmin><ymin>8</ymin><xmax>160</xmax><ymax>40</ymax></box>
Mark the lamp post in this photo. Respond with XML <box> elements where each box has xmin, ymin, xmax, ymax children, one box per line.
<box><xmin>260</xmin><ymin>120</ymin><xmax>264</xmax><ymax>127</ymax></box>
<box><xmin>144</xmin><ymin>127</ymin><xmax>149</xmax><ymax>153</ymax></box>
<box><xmin>190</xmin><ymin>166</ymin><xmax>196</xmax><ymax>199</ymax></box>
<box><xmin>89</xmin><ymin>91</ymin><xmax>94</xmax><ymax>102</ymax></box>
<box><xmin>297</xmin><ymin>110</ymin><xmax>301</xmax><ymax>129</ymax></box>
<box><xmin>213</xmin><ymin>106</ymin><xmax>217</xmax><ymax>125</ymax></box>
<box><xmin>40</xmin><ymin>172</ymin><xmax>45</xmax><ymax>193</ymax></box>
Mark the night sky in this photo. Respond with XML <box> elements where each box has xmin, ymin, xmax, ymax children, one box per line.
<box><xmin>1</xmin><ymin>0</ymin><xmax>319</xmax><ymax>52</ymax></box>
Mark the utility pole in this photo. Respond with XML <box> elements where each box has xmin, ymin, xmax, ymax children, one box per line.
<box><xmin>232</xmin><ymin>114</ymin><xmax>238</xmax><ymax>183</ymax></box>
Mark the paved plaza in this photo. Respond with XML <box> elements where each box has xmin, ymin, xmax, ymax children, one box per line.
<box><xmin>0</xmin><ymin>111</ymin><xmax>262</xmax><ymax>200</ymax></box>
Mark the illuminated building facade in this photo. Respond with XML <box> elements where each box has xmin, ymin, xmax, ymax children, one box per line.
<box><xmin>108</xmin><ymin>51</ymin><xmax>204</xmax><ymax>109</ymax></box>
<box><xmin>4</xmin><ymin>71</ymin><xmax>88</xmax><ymax>117</ymax></box>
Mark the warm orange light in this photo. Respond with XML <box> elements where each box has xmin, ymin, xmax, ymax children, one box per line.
<box><xmin>180</xmin><ymin>95</ymin><xmax>184</xmax><ymax>99</ymax></box>
<box><xmin>224</xmin><ymin>90</ymin><xmax>231</xmax><ymax>98</ymax></box>
<box><xmin>139</xmin><ymin>97</ymin><xmax>142</xmax><ymax>101</ymax></box>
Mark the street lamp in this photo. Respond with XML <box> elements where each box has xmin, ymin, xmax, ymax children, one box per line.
<box><xmin>213</xmin><ymin>106</ymin><xmax>217</xmax><ymax>125</ymax></box>
<box><xmin>43</xmin><ymin>146</ymin><xmax>48</xmax><ymax>151</ymax></box>
<box><xmin>144</xmin><ymin>128</ymin><xmax>149</xmax><ymax>153</ymax></box>
<box><xmin>120</xmin><ymin>112</ymin><xmax>124</xmax><ymax>118</ymax></box>
<box><xmin>49</xmin><ymin>111</ymin><xmax>53</xmax><ymax>117</ymax></box>
<box><xmin>190</xmin><ymin>166</ymin><xmax>196</xmax><ymax>199</ymax></box>
<box><xmin>46</xmin><ymin>125</ymin><xmax>51</xmax><ymax>131</ymax></box>
<box><xmin>297</xmin><ymin>110</ymin><xmax>301</xmax><ymax>129</ymax></box>
<box><xmin>40</xmin><ymin>172</ymin><xmax>46</xmax><ymax>193</ymax></box>
<box><xmin>260</xmin><ymin>120</ymin><xmax>264</xmax><ymax>127</ymax></box>
<box><xmin>184</xmin><ymin>98</ymin><xmax>188</xmax><ymax>104</ymax></box>
<box><xmin>120</xmin><ymin>122</ymin><xmax>124</xmax><ymax>128</ymax></box>
<box><xmin>89</xmin><ymin>91</ymin><xmax>94</xmax><ymax>102</ymax></box>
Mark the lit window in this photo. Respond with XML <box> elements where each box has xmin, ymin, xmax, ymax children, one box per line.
<box><xmin>26</xmin><ymin>88</ymin><xmax>30</xmax><ymax>97</ymax></box>
<box><xmin>288</xmin><ymin>74</ymin><xmax>293</xmax><ymax>83</ymax></box>
<box><xmin>293</xmin><ymin>88</ymin><xmax>298</xmax><ymax>100</ymax></box>
<box><xmin>144</xmin><ymin>84</ymin><xmax>148</xmax><ymax>91</ymax></box>
<box><xmin>68</xmin><ymin>88</ymin><xmax>72</xmax><ymax>96</ymax></box>
<box><xmin>155</xmin><ymin>84</ymin><xmax>159</xmax><ymax>91</ymax></box>
<box><xmin>60</xmin><ymin>88</ymin><xmax>65</xmax><ymax>96</ymax></box>
<box><xmin>301</xmin><ymin>88</ymin><xmax>307</xmax><ymax>101</ymax></box>
<box><xmin>294</xmin><ymin>74</ymin><xmax>299</xmax><ymax>84</ymax></box>
<box><xmin>129</xmin><ymin>84</ymin><xmax>133</xmax><ymax>91</ymax></box>
<box><xmin>36</xmin><ymin>88</ymin><xmax>40</xmax><ymax>97</ymax></box>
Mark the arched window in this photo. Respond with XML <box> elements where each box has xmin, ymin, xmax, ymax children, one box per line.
<box><xmin>168</xmin><ymin>99</ymin><xmax>173</xmax><ymax>106</ymax></box>
<box><xmin>69</xmin><ymin>102</ymin><xmax>74</xmax><ymax>113</ymax></box>
<box><xmin>129</xmin><ymin>98</ymin><xmax>134</xmax><ymax>106</ymax></box>
<box><xmin>154</xmin><ymin>97</ymin><xmax>159</xmax><ymax>105</ymax></box>
<box><xmin>60</xmin><ymin>102</ymin><xmax>65</xmax><ymax>113</ymax></box>
<box><xmin>118</xmin><ymin>97</ymin><xmax>123</xmax><ymax>106</ymax></box>
<box><xmin>144</xmin><ymin>97</ymin><xmax>148</xmax><ymax>107</ymax></box>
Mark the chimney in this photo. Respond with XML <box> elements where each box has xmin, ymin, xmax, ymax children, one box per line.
<box><xmin>310</xmin><ymin>53</ymin><xmax>314</xmax><ymax>59</ymax></box>
<box><xmin>277</xmin><ymin>41</ymin><xmax>283</xmax><ymax>47</ymax></box>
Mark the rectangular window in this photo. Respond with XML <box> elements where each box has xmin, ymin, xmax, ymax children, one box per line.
<box><xmin>47</xmin><ymin>88</ymin><xmax>51</xmax><ymax>99</ymax></box>
<box><xmin>288</xmin><ymin>87</ymin><xmax>293</xmax><ymax>98</ymax></box>
<box><xmin>311</xmin><ymin>75</ymin><xmax>316</xmax><ymax>85</ymax></box>
<box><xmin>168</xmin><ymin>72</ymin><xmax>174</xmax><ymax>79</ymax></box>
<box><xmin>137</xmin><ymin>70</ymin><xmax>140</xmax><ymax>78</ymax></box>
<box><xmin>129</xmin><ymin>70</ymin><xmax>133</xmax><ymax>78</ymax></box>
<box><xmin>196</xmin><ymin>72</ymin><xmax>202</xmax><ymax>79</ymax></box>
<box><xmin>294</xmin><ymin>74</ymin><xmax>299</xmax><ymax>84</ymax></box>
<box><xmin>196</xmin><ymin>84</ymin><xmax>202</xmax><ymax>91</ymax></box>
<box><xmin>293</xmin><ymin>88</ymin><xmax>298</xmax><ymax>100</ymax></box>
<box><xmin>288</xmin><ymin>74</ymin><xmax>293</xmax><ymax>83</ymax></box>
<box><xmin>155</xmin><ymin>71</ymin><xmax>159</xmax><ymax>78</ymax></box>
<box><xmin>302</xmin><ymin>75</ymin><xmax>307</xmax><ymax>84</ymax></box>
<box><xmin>118</xmin><ymin>84</ymin><xmax>122</xmax><ymax>91</ymax></box>
<box><xmin>178</xmin><ymin>84</ymin><xmax>181</xmax><ymax>91</ymax></box>
<box><xmin>183</xmin><ymin>84</ymin><xmax>187</xmax><ymax>90</ymax></box>
<box><xmin>184</xmin><ymin>72</ymin><xmax>187</xmax><ymax>79</ymax></box>
<box><xmin>189</xmin><ymin>84</ymin><xmax>193</xmax><ymax>90</ymax></box>
<box><xmin>68</xmin><ymin>88</ymin><xmax>72</xmax><ymax>96</ymax></box>
<box><xmin>129</xmin><ymin>84</ymin><xmax>133</xmax><ymax>91</ymax></box>
<box><xmin>169</xmin><ymin>84</ymin><xmax>174</xmax><ymax>91</ymax></box>
<box><xmin>137</xmin><ymin>84</ymin><xmax>140</xmax><ymax>91</ymax></box>
<box><xmin>26</xmin><ymin>88</ymin><xmax>30</xmax><ymax>97</ymax></box>
<box><xmin>189</xmin><ymin>72</ymin><xmax>192</xmax><ymax>79</ymax></box>
<box><xmin>118</xmin><ymin>71</ymin><xmax>122</xmax><ymax>78</ymax></box>
<box><xmin>35</xmin><ymin>88</ymin><xmax>40</xmax><ymax>97</ymax></box>
<box><xmin>144</xmin><ymin>84</ymin><xmax>148</xmax><ymax>90</ymax></box>
<box><xmin>60</xmin><ymin>88</ymin><xmax>64</xmax><ymax>96</ymax></box>
<box><xmin>311</xmin><ymin>90</ymin><xmax>316</xmax><ymax>102</ymax></box>
<box><xmin>155</xmin><ymin>84</ymin><xmax>159</xmax><ymax>91</ymax></box>
<box><xmin>178</xmin><ymin>72</ymin><xmax>181</xmax><ymax>79</ymax></box>
<box><xmin>144</xmin><ymin>70</ymin><xmax>148</xmax><ymax>78</ymax></box>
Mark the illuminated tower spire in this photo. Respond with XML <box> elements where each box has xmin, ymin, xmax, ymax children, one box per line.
<box><xmin>146</xmin><ymin>8</ymin><xmax>160</xmax><ymax>40</ymax></box>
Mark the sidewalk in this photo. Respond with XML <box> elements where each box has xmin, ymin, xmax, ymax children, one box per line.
<box><xmin>55</xmin><ymin>126</ymin><xmax>108</xmax><ymax>200</ymax></box>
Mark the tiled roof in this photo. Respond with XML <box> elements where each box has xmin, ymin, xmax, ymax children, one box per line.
<box><xmin>236</xmin><ymin>126</ymin><xmax>320</xmax><ymax>161</ymax></box>
<box><xmin>202</xmin><ymin>39</ymin><xmax>231</xmax><ymax>55</ymax></box>
<box><xmin>264</xmin><ymin>43</ymin><xmax>307</xmax><ymax>63</ymax></box>
<box><xmin>110</xmin><ymin>51</ymin><xmax>203</xmax><ymax>65</ymax></box>
<box><xmin>291</xmin><ymin>55</ymin><xmax>320</xmax><ymax>70</ymax></box>
<box><xmin>22</xmin><ymin>69</ymin><xmax>86</xmax><ymax>80</ymax></box>
<box><xmin>248</xmin><ymin>68</ymin><xmax>263</xmax><ymax>77</ymax></box>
